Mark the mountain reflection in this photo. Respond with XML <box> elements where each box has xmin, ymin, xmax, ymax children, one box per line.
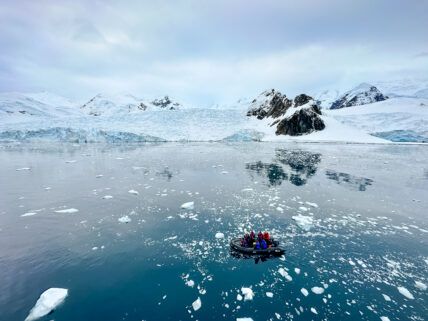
<box><xmin>246</xmin><ymin>149</ymin><xmax>322</xmax><ymax>186</ymax></box>
<box><xmin>325</xmin><ymin>170</ymin><xmax>373</xmax><ymax>191</ymax></box>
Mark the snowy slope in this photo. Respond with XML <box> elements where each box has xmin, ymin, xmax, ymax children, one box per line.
<box><xmin>314</xmin><ymin>89</ymin><xmax>340</xmax><ymax>109</ymax></box>
<box><xmin>374</xmin><ymin>79</ymin><xmax>428</xmax><ymax>98</ymax></box>
<box><xmin>326</xmin><ymin>97</ymin><xmax>428</xmax><ymax>142</ymax></box>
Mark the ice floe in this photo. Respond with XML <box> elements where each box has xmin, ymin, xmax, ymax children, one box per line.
<box><xmin>310</xmin><ymin>307</ymin><xmax>318</xmax><ymax>314</ymax></box>
<box><xmin>380</xmin><ymin>317</ymin><xmax>390</xmax><ymax>321</ymax></box>
<box><xmin>25</xmin><ymin>288</ymin><xmax>68</xmax><ymax>321</ymax></box>
<box><xmin>294</xmin><ymin>268</ymin><xmax>301</xmax><ymax>274</ymax></box>
<box><xmin>16</xmin><ymin>167</ymin><xmax>31</xmax><ymax>171</ymax></box>
<box><xmin>118</xmin><ymin>215</ymin><xmax>131</xmax><ymax>223</ymax></box>
<box><xmin>21</xmin><ymin>212</ymin><xmax>37</xmax><ymax>217</ymax></box>
<box><xmin>55</xmin><ymin>208</ymin><xmax>79</xmax><ymax>214</ymax></box>
<box><xmin>128</xmin><ymin>189</ymin><xmax>139</xmax><ymax>195</ymax></box>
<box><xmin>382</xmin><ymin>294</ymin><xmax>391</xmax><ymax>301</ymax></box>
<box><xmin>241</xmin><ymin>287</ymin><xmax>254</xmax><ymax>301</ymax></box>
<box><xmin>215</xmin><ymin>232</ymin><xmax>225</xmax><ymax>239</ymax></box>
<box><xmin>181</xmin><ymin>201</ymin><xmax>194</xmax><ymax>210</ymax></box>
<box><xmin>397</xmin><ymin>286</ymin><xmax>414</xmax><ymax>299</ymax></box>
<box><xmin>236</xmin><ymin>318</ymin><xmax>254</xmax><ymax>321</ymax></box>
<box><xmin>192</xmin><ymin>297</ymin><xmax>201</xmax><ymax>311</ymax></box>
<box><xmin>186</xmin><ymin>280</ymin><xmax>195</xmax><ymax>288</ymax></box>
<box><xmin>102</xmin><ymin>195</ymin><xmax>113</xmax><ymax>199</ymax></box>
<box><xmin>278</xmin><ymin>268</ymin><xmax>292</xmax><ymax>281</ymax></box>
<box><xmin>311</xmin><ymin>286</ymin><xmax>325</xmax><ymax>294</ymax></box>
<box><xmin>305</xmin><ymin>202</ymin><xmax>318</xmax><ymax>208</ymax></box>
<box><xmin>266</xmin><ymin>292</ymin><xmax>273</xmax><ymax>298</ymax></box>
<box><xmin>292</xmin><ymin>214</ymin><xmax>313</xmax><ymax>231</ymax></box>
<box><xmin>414</xmin><ymin>280</ymin><xmax>426</xmax><ymax>290</ymax></box>
<box><xmin>300</xmin><ymin>288</ymin><xmax>309</xmax><ymax>296</ymax></box>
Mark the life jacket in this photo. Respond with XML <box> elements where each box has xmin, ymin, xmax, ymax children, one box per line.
<box><xmin>241</xmin><ymin>239</ymin><xmax>245</xmax><ymax>246</ymax></box>
<box><xmin>263</xmin><ymin>232</ymin><xmax>269</xmax><ymax>240</ymax></box>
<box><xmin>261</xmin><ymin>240</ymin><xmax>267</xmax><ymax>249</ymax></box>
<box><xmin>255</xmin><ymin>242</ymin><xmax>260</xmax><ymax>249</ymax></box>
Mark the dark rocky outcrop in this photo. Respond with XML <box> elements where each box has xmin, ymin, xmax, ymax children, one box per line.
<box><xmin>247</xmin><ymin>90</ymin><xmax>325</xmax><ymax>136</ymax></box>
<box><xmin>330</xmin><ymin>83</ymin><xmax>388</xmax><ymax>109</ymax></box>
<box><xmin>151</xmin><ymin>96</ymin><xmax>180</xmax><ymax>110</ymax></box>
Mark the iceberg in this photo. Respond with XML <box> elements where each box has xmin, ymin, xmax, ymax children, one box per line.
<box><xmin>181</xmin><ymin>201</ymin><xmax>194</xmax><ymax>210</ymax></box>
<box><xmin>25</xmin><ymin>288</ymin><xmax>68</xmax><ymax>321</ymax></box>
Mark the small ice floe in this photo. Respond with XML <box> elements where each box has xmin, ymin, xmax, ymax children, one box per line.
<box><xmin>128</xmin><ymin>190</ymin><xmax>139</xmax><ymax>195</ymax></box>
<box><xmin>25</xmin><ymin>288</ymin><xmax>68</xmax><ymax>321</ymax></box>
<box><xmin>192</xmin><ymin>297</ymin><xmax>202</xmax><ymax>311</ymax></box>
<box><xmin>278</xmin><ymin>268</ymin><xmax>292</xmax><ymax>281</ymax></box>
<box><xmin>266</xmin><ymin>292</ymin><xmax>273</xmax><ymax>298</ymax></box>
<box><xmin>16</xmin><ymin>167</ymin><xmax>31</xmax><ymax>171</ymax></box>
<box><xmin>118</xmin><ymin>215</ymin><xmax>131</xmax><ymax>223</ymax></box>
<box><xmin>65</xmin><ymin>160</ymin><xmax>76</xmax><ymax>163</ymax></box>
<box><xmin>186</xmin><ymin>280</ymin><xmax>195</xmax><ymax>288</ymax></box>
<box><xmin>298</xmin><ymin>206</ymin><xmax>309</xmax><ymax>212</ymax></box>
<box><xmin>21</xmin><ymin>212</ymin><xmax>37</xmax><ymax>217</ymax></box>
<box><xmin>349</xmin><ymin>259</ymin><xmax>356</xmax><ymax>266</ymax></box>
<box><xmin>96</xmin><ymin>174</ymin><xmax>103</xmax><ymax>178</ymax></box>
<box><xmin>292</xmin><ymin>214</ymin><xmax>313</xmax><ymax>231</ymax></box>
<box><xmin>415</xmin><ymin>281</ymin><xmax>427</xmax><ymax>291</ymax></box>
<box><xmin>92</xmin><ymin>247</ymin><xmax>98</xmax><ymax>251</ymax></box>
<box><xmin>102</xmin><ymin>195</ymin><xmax>113</xmax><ymax>199</ymax></box>
<box><xmin>215</xmin><ymin>232</ymin><xmax>225</xmax><ymax>239</ymax></box>
<box><xmin>276</xmin><ymin>207</ymin><xmax>284</xmax><ymax>212</ymax></box>
<box><xmin>305</xmin><ymin>202</ymin><xmax>318</xmax><ymax>208</ymax></box>
<box><xmin>221</xmin><ymin>171</ymin><xmax>229</xmax><ymax>174</ymax></box>
<box><xmin>380</xmin><ymin>317</ymin><xmax>391</xmax><ymax>321</ymax></box>
<box><xmin>55</xmin><ymin>208</ymin><xmax>79</xmax><ymax>214</ymax></box>
<box><xmin>241</xmin><ymin>188</ymin><xmax>253</xmax><ymax>192</ymax></box>
<box><xmin>310</xmin><ymin>307</ymin><xmax>318</xmax><ymax>314</ymax></box>
<box><xmin>311</xmin><ymin>286</ymin><xmax>325</xmax><ymax>294</ymax></box>
<box><xmin>44</xmin><ymin>187</ymin><xmax>51</xmax><ymax>190</ymax></box>
<box><xmin>237</xmin><ymin>294</ymin><xmax>243</xmax><ymax>301</ymax></box>
<box><xmin>236</xmin><ymin>318</ymin><xmax>254</xmax><ymax>321</ymax></box>
<box><xmin>301</xmin><ymin>288</ymin><xmax>309</xmax><ymax>296</ymax></box>
<box><xmin>241</xmin><ymin>287</ymin><xmax>254</xmax><ymax>301</ymax></box>
<box><xmin>294</xmin><ymin>268</ymin><xmax>301</xmax><ymax>275</ymax></box>
<box><xmin>382</xmin><ymin>294</ymin><xmax>391</xmax><ymax>301</ymax></box>
<box><xmin>397</xmin><ymin>286</ymin><xmax>414</xmax><ymax>299</ymax></box>
<box><xmin>181</xmin><ymin>201</ymin><xmax>194</xmax><ymax>210</ymax></box>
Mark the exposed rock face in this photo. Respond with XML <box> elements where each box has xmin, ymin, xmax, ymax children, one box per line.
<box><xmin>151</xmin><ymin>96</ymin><xmax>181</xmax><ymax>110</ymax></box>
<box><xmin>330</xmin><ymin>83</ymin><xmax>388</xmax><ymax>109</ymax></box>
<box><xmin>247</xmin><ymin>90</ymin><xmax>325</xmax><ymax>136</ymax></box>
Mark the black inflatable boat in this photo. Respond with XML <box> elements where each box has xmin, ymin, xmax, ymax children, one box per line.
<box><xmin>230</xmin><ymin>238</ymin><xmax>285</xmax><ymax>256</ymax></box>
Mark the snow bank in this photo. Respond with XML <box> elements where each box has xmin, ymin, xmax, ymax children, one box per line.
<box><xmin>292</xmin><ymin>214</ymin><xmax>313</xmax><ymax>231</ymax></box>
<box><xmin>25</xmin><ymin>288</ymin><xmax>68</xmax><ymax>321</ymax></box>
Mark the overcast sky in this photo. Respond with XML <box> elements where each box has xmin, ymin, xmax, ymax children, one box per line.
<box><xmin>1</xmin><ymin>0</ymin><xmax>427</xmax><ymax>105</ymax></box>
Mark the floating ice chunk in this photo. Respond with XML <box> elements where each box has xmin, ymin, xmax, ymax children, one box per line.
<box><xmin>92</xmin><ymin>247</ymin><xmax>98</xmax><ymax>251</ymax></box>
<box><xmin>221</xmin><ymin>171</ymin><xmax>229</xmax><ymax>174</ymax></box>
<box><xmin>128</xmin><ymin>190</ymin><xmax>139</xmax><ymax>195</ymax></box>
<box><xmin>311</xmin><ymin>286</ymin><xmax>324</xmax><ymax>294</ymax></box>
<box><xmin>16</xmin><ymin>167</ymin><xmax>31</xmax><ymax>171</ymax></box>
<box><xmin>96</xmin><ymin>174</ymin><xmax>103</xmax><ymax>178</ymax></box>
<box><xmin>241</xmin><ymin>188</ymin><xmax>253</xmax><ymax>192</ymax></box>
<box><xmin>278</xmin><ymin>268</ymin><xmax>292</xmax><ymax>281</ymax></box>
<box><xmin>102</xmin><ymin>195</ymin><xmax>113</xmax><ymax>199</ymax></box>
<box><xmin>292</xmin><ymin>214</ymin><xmax>313</xmax><ymax>231</ymax></box>
<box><xmin>236</xmin><ymin>318</ymin><xmax>254</xmax><ymax>321</ymax></box>
<box><xmin>276</xmin><ymin>207</ymin><xmax>284</xmax><ymax>212</ymax></box>
<box><xmin>397</xmin><ymin>286</ymin><xmax>414</xmax><ymax>299</ymax></box>
<box><xmin>192</xmin><ymin>297</ymin><xmax>201</xmax><ymax>311</ymax></box>
<box><xmin>380</xmin><ymin>317</ymin><xmax>390</xmax><ymax>321</ymax></box>
<box><xmin>305</xmin><ymin>202</ymin><xmax>318</xmax><ymax>208</ymax></box>
<box><xmin>382</xmin><ymin>294</ymin><xmax>391</xmax><ymax>301</ymax></box>
<box><xmin>349</xmin><ymin>259</ymin><xmax>356</xmax><ymax>266</ymax></box>
<box><xmin>55</xmin><ymin>208</ymin><xmax>79</xmax><ymax>214</ymax></box>
<box><xmin>310</xmin><ymin>307</ymin><xmax>318</xmax><ymax>314</ymax></box>
<box><xmin>65</xmin><ymin>160</ymin><xmax>76</xmax><ymax>163</ymax></box>
<box><xmin>298</xmin><ymin>206</ymin><xmax>309</xmax><ymax>211</ymax></box>
<box><xmin>301</xmin><ymin>288</ymin><xmax>309</xmax><ymax>296</ymax></box>
<box><xmin>181</xmin><ymin>202</ymin><xmax>194</xmax><ymax>210</ymax></box>
<box><xmin>237</xmin><ymin>294</ymin><xmax>243</xmax><ymax>301</ymax></box>
<box><xmin>22</xmin><ymin>212</ymin><xmax>37</xmax><ymax>217</ymax></box>
<box><xmin>118</xmin><ymin>215</ymin><xmax>131</xmax><ymax>223</ymax></box>
<box><xmin>25</xmin><ymin>288</ymin><xmax>68</xmax><ymax>321</ymax></box>
<box><xmin>241</xmin><ymin>287</ymin><xmax>254</xmax><ymax>301</ymax></box>
<box><xmin>415</xmin><ymin>281</ymin><xmax>427</xmax><ymax>290</ymax></box>
<box><xmin>266</xmin><ymin>292</ymin><xmax>273</xmax><ymax>298</ymax></box>
<box><xmin>215</xmin><ymin>232</ymin><xmax>224</xmax><ymax>239</ymax></box>
<box><xmin>186</xmin><ymin>280</ymin><xmax>195</xmax><ymax>288</ymax></box>
<box><xmin>294</xmin><ymin>268</ymin><xmax>301</xmax><ymax>274</ymax></box>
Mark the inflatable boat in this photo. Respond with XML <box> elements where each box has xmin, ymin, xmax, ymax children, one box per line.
<box><xmin>230</xmin><ymin>238</ymin><xmax>285</xmax><ymax>256</ymax></box>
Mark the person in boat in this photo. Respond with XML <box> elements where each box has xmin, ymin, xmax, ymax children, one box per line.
<box><xmin>261</xmin><ymin>238</ymin><xmax>267</xmax><ymax>249</ymax></box>
<box><xmin>257</xmin><ymin>231</ymin><xmax>263</xmax><ymax>242</ymax></box>
<box><xmin>255</xmin><ymin>240</ymin><xmax>261</xmax><ymax>249</ymax></box>
<box><xmin>250</xmin><ymin>231</ymin><xmax>255</xmax><ymax>242</ymax></box>
<box><xmin>241</xmin><ymin>237</ymin><xmax>247</xmax><ymax>247</ymax></box>
<box><xmin>263</xmin><ymin>231</ymin><xmax>271</xmax><ymax>245</ymax></box>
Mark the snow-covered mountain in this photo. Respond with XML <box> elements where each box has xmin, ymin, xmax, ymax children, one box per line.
<box><xmin>330</xmin><ymin>83</ymin><xmax>388</xmax><ymax>110</ymax></box>
<box><xmin>314</xmin><ymin>89</ymin><xmax>340</xmax><ymax>109</ymax></box>
<box><xmin>374</xmin><ymin>78</ymin><xmax>428</xmax><ymax>98</ymax></box>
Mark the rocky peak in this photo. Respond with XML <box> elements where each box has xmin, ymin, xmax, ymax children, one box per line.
<box><xmin>330</xmin><ymin>83</ymin><xmax>388</xmax><ymax>109</ymax></box>
<box><xmin>247</xmin><ymin>90</ymin><xmax>325</xmax><ymax>136</ymax></box>
<box><xmin>151</xmin><ymin>96</ymin><xmax>180</xmax><ymax>110</ymax></box>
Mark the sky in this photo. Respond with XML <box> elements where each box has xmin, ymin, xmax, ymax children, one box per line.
<box><xmin>0</xmin><ymin>0</ymin><xmax>428</xmax><ymax>106</ymax></box>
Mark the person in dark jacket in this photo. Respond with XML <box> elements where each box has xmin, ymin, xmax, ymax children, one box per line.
<box><xmin>261</xmin><ymin>239</ymin><xmax>267</xmax><ymax>249</ymax></box>
<box><xmin>255</xmin><ymin>241</ymin><xmax>260</xmax><ymax>249</ymax></box>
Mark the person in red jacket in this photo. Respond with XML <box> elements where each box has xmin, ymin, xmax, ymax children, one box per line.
<box><xmin>263</xmin><ymin>232</ymin><xmax>270</xmax><ymax>246</ymax></box>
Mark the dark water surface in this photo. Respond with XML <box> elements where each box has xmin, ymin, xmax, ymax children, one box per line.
<box><xmin>0</xmin><ymin>143</ymin><xmax>427</xmax><ymax>321</ymax></box>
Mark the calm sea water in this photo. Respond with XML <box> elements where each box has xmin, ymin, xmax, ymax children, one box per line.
<box><xmin>0</xmin><ymin>142</ymin><xmax>427</xmax><ymax>321</ymax></box>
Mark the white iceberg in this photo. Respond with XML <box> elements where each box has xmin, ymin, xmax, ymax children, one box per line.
<box><xmin>55</xmin><ymin>208</ymin><xmax>79</xmax><ymax>214</ymax></box>
<box><xmin>292</xmin><ymin>214</ymin><xmax>313</xmax><ymax>231</ymax></box>
<box><xmin>25</xmin><ymin>288</ymin><xmax>68</xmax><ymax>321</ymax></box>
<box><xmin>118</xmin><ymin>215</ymin><xmax>131</xmax><ymax>223</ymax></box>
<box><xmin>128</xmin><ymin>189</ymin><xmax>139</xmax><ymax>195</ymax></box>
<box><xmin>192</xmin><ymin>297</ymin><xmax>201</xmax><ymax>311</ymax></box>
<box><xmin>301</xmin><ymin>288</ymin><xmax>309</xmax><ymax>296</ymax></box>
<box><xmin>181</xmin><ymin>201</ymin><xmax>194</xmax><ymax>210</ymax></box>
<box><xmin>397</xmin><ymin>286</ymin><xmax>414</xmax><ymax>299</ymax></box>
<box><xmin>241</xmin><ymin>287</ymin><xmax>254</xmax><ymax>301</ymax></box>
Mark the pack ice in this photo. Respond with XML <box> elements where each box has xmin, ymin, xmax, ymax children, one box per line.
<box><xmin>25</xmin><ymin>288</ymin><xmax>68</xmax><ymax>321</ymax></box>
<box><xmin>292</xmin><ymin>214</ymin><xmax>313</xmax><ymax>231</ymax></box>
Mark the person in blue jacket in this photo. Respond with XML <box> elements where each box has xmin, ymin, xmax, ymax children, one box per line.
<box><xmin>255</xmin><ymin>241</ymin><xmax>261</xmax><ymax>249</ymax></box>
<box><xmin>261</xmin><ymin>238</ymin><xmax>267</xmax><ymax>249</ymax></box>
